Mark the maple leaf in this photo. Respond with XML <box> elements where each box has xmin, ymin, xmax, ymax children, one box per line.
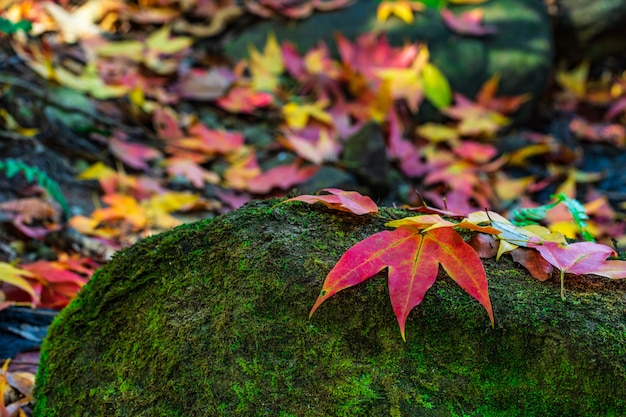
<box><xmin>440</xmin><ymin>8</ymin><xmax>497</xmax><ymax>37</ymax></box>
<box><xmin>68</xmin><ymin>215</ymin><xmax>119</xmax><ymax>240</ymax></box>
<box><xmin>248</xmin><ymin>32</ymin><xmax>284</xmax><ymax>92</ymax></box>
<box><xmin>175</xmin><ymin>123</ymin><xmax>245</xmax><ymax>155</ymax></box>
<box><xmin>15</xmin><ymin>40</ymin><xmax>129</xmax><ymax>99</ymax></box>
<box><xmin>386</xmin><ymin>214</ymin><xmax>500</xmax><ymax>234</ymax></box>
<box><xmin>443</xmin><ymin>93</ymin><xmax>510</xmax><ymax>137</ymax></box>
<box><xmin>279</xmin><ymin>127</ymin><xmax>340</xmax><ymax>165</ymax></box>
<box><xmin>529</xmin><ymin>240</ymin><xmax>626</xmax><ymax>299</ymax></box>
<box><xmin>1</xmin><ymin>357</ymin><xmax>32</xmax><ymax>417</ymax></box>
<box><xmin>141</xmin><ymin>191</ymin><xmax>199</xmax><ymax>230</ymax></box>
<box><xmin>282</xmin><ymin>42</ymin><xmax>341</xmax><ymax>97</ymax></box>
<box><xmin>43</xmin><ymin>0</ymin><xmax>107</xmax><ymax>43</ymax></box>
<box><xmin>96</xmin><ymin>24</ymin><xmax>194</xmax><ymax>75</ymax></box>
<box><xmin>283</xmin><ymin>188</ymin><xmax>378</xmax><ymax>215</ymax></box>
<box><xmin>377</xmin><ymin>0</ymin><xmax>424</xmax><ymax>24</ymax></box>
<box><xmin>0</xmin><ymin>197</ymin><xmax>59</xmax><ymax>224</ymax></box>
<box><xmin>510</xmin><ymin>247</ymin><xmax>554</xmax><ymax>281</ymax></box>
<box><xmin>569</xmin><ymin>116</ymin><xmax>626</xmax><ymax>147</ymax></box>
<box><xmin>335</xmin><ymin>33</ymin><xmax>419</xmax><ymax>83</ymax></box>
<box><xmin>0</xmin><ymin>263</ymin><xmax>39</xmax><ymax>305</ymax></box>
<box><xmin>386</xmin><ymin>110</ymin><xmax>429</xmax><ymax>177</ymax></box>
<box><xmin>282</xmin><ymin>99</ymin><xmax>333</xmax><ymax>129</ymax></box>
<box><xmin>475</xmin><ymin>73</ymin><xmax>529</xmax><ymax>115</ymax></box>
<box><xmin>175</xmin><ymin>67</ymin><xmax>235</xmax><ymax>101</ymax></box>
<box><xmin>215</xmin><ymin>86</ymin><xmax>274</xmax><ymax>114</ymax></box>
<box><xmin>108</xmin><ymin>134</ymin><xmax>162</xmax><ymax>171</ymax></box>
<box><xmin>375</xmin><ymin>66</ymin><xmax>424</xmax><ymax>112</ymax></box>
<box><xmin>310</xmin><ymin>222</ymin><xmax>494</xmax><ymax>340</ymax></box>
<box><xmin>244</xmin><ymin>0</ymin><xmax>353</xmax><ymax>19</ymax></box>
<box><xmin>153</xmin><ymin>106</ymin><xmax>184</xmax><ymax>141</ymax></box>
<box><xmin>20</xmin><ymin>259</ymin><xmax>90</xmax><ymax>308</ymax></box>
<box><xmin>245</xmin><ymin>163</ymin><xmax>318</xmax><ymax>194</ymax></box>
<box><xmin>555</xmin><ymin>60</ymin><xmax>589</xmax><ymax>100</ymax></box>
<box><xmin>92</xmin><ymin>193</ymin><xmax>148</xmax><ymax>230</ymax></box>
<box><xmin>416</xmin><ymin>123</ymin><xmax>460</xmax><ymax>146</ymax></box>
<box><xmin>163</xmin><ymin>157</ymin><xmax>220</xmax><ymax>189</ymax></box>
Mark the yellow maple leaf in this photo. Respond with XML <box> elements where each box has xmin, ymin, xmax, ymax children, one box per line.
<box><xmin>68</xmin><ymin>215</ymin><xmax>119</xmax><ymax>239</ymax></box>
<box><xmin>142</xmin><ymin>192</ymin><xmax>198</xmax><ymax>230</ymax></box>
<box><xmin>416</xmin><ymin>123</ymin><xmax>460</xmax><ymax>146</ymax></box>
<box><xmin>377</xmin><ymin>0</ymin><xmax>424</xmax><ymax>24</ymax></box>
<box><xmin>0</xmin><ymin>262</ymin><xmax>39</xmax><ymax>303</ymax></box>
<box><xmin>248</xmin><ymin>33</ymin><xmax>284</xmax><ymax>92</ymax></box>
<box><xmin>367</xmin><ymin>78</ymin><xmax>393</xmax><ymax>123</ymax></box>
<box><xmin>282</xmin><ymin>100</ymin><xmax>332</xmax><ymax>129</ymax></box>
<box><xmin>375</xmin><ymin>67</ymin><xmax>423</xmax><ymax>111</ymax></box>
<box><xmin>224</xmin><ymin>146</ymin><xmax>261</xmax><ymax>190</ymax></box>
<box><xmin>556</xmin><ymin>61</ymin><xmax>589</xmax><ymax>99</ymax></box>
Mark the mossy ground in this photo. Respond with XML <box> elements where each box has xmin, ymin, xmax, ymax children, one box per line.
<box><xmin>34</xmin><ymin>199</ymin><xmax>626</xmax><ymax>416</ymax></box>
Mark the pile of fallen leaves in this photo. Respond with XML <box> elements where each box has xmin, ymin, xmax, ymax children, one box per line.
<box><xmin>1</xmin><ymin>1</ymin><xmax>626</xmax><ymax>414</ymax></box>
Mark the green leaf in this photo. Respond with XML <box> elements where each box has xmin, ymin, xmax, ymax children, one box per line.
<box><xmin>421</xmin><ymin>62</ymin><xmax>452</xmax><ymax>110</ymax></box>
<box><xmin>0</xmin><ymin>17</ymin><xmax>32</xmax><ymax>35</ymax></box>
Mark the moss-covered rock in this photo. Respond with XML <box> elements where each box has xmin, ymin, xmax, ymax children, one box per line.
<box><xmin>34</xmin><ymin>199</ymin><xmax>626</xmax><ymax>416</ymax></box>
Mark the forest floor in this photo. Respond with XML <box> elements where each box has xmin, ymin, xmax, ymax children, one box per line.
<box><xmin>1</xmin><ymin>1</ymin><xmax>626</xmax><ymax>415</ymax></box>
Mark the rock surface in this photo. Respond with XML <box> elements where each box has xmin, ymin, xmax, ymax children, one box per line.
<box><xmin>34</xmin><ymin>199</ymin><xmax>626</xmax><ymax>416</ymax></box>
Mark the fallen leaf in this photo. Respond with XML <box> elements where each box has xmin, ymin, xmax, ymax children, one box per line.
<box><xmin>279</xmin><ymin>128</ymin><xmax>340</xmax><ymax>165</ymax></box>
<box><xmin>181</xmin><ymin>123</ymin><xmax>245</xmax><ymax>155</ymax></box>
<box><xmin>248</xmin><ymin>32</ymin><xmax>284</xmax><ymax>92</ymax></box>
<box><xmin>176</xmin><ymin>67</ymin><xmax>235</xmax><ymax>101</ymax></box>
<box><xmin>0</xmin><ymin>197</ymin><xmax>59</xmax><ymax>224</ymax></box>
<box><xmin>441</xmin><ymin>8</ymin><xmax>497</xmax><ymax>36</ymax></box>
<box><xmin>0</xmin><ymin>263</ymin><xmax>39</xmax><ymax>304</ymax></box>
<box><xmin>164</xmin><ymin>157</ymin><xmax>220</xmax><ymax>188</ymax></box>
<box><xmin>283</xmin><ymin>188</ymin><xmax>378</xmax><ymax>215</ymax></box>
<box><xmin>310</xmin><ymin>225</ymin><xmax>493</xmax><ymax>340</ymax></box>
<box><xmin>215</xmin><ymin>85</ymin><xmax>273</xmax><ymax>113</ymax></box>
<box><xmin>246</xmin><ymin>163</ymin><xmax>318</xmax><ymax>194</ymax></box>
<box><xmin>108</xmin><ymin>136</ymin><xmax>162</xmax><ymax>171</ymax></box>
<box><xmin>421</xmin><ymin>62</ymin><xmax>452</xmax><ymax>109</ymax></box>
<box><xmin>376</xmin><ymin>0</ymin><xmax>424</xmax><ymax>24</ymax></box>
<box><xmin>529</xmin><ymin>240</ymin><xmax>626</xmax><ymax>298</ymax></box>
<box><xmin>444</xmin><ymin>93</ymin><xmax>510</xmax><ymax>137</ymax></box>
<box><xmin>510</xmin><ymin>247</ymin><xmax>554</xmax><ymax>281</ymax></box>
<box><xmin>43</xmin><ymin>0</ymin><xmax>108</xmax><ymax>43</ymax></box>
<box><xmin>92</xmin><ymin>193</ymin><xmax>148</xmax><ymax>230</ymax></box>
<box><xmin>282</xmin><ymin>99</ymin><xmax>333</xmax><ymax>129</ymax></box>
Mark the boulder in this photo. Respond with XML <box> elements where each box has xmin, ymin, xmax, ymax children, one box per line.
<box><xmin>34</xmin><ymin>199</ymin><xmax>626</xmax><ymax>416</ymax></box>
<box><xmin>552</xmin><ymin>0</ymin><xmax>626</xmax><ymax>62</ymax></box>
<box><xmin>224</xmin><ymin>0</ymin><xmax>553</xmax><ymax>124</ymax></box>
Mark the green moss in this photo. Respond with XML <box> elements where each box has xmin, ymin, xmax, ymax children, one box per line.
<box><xmin>34</xmin><ymin>199</ymin><xmax>626</xmax><ymax>416</ymax></box>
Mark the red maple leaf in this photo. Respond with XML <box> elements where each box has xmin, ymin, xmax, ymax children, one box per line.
<box><xmin>441</xmin><ymin>8</ymin><xmax>497</xmax><ymax>37</ymax></box>
<box><xmin>310</xmin><ymin>219</ymin><xmax>494</xmax><ymax>339</ymax></box>
<box><xmin>246</xmin><ymin>162</ymin><xmax>318</xmax><ymax>194</ymax></box>
<box><xmin>283</xmin><ymin>188</ymin><xmax>378</xmax><ymax>215</ymax></box>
